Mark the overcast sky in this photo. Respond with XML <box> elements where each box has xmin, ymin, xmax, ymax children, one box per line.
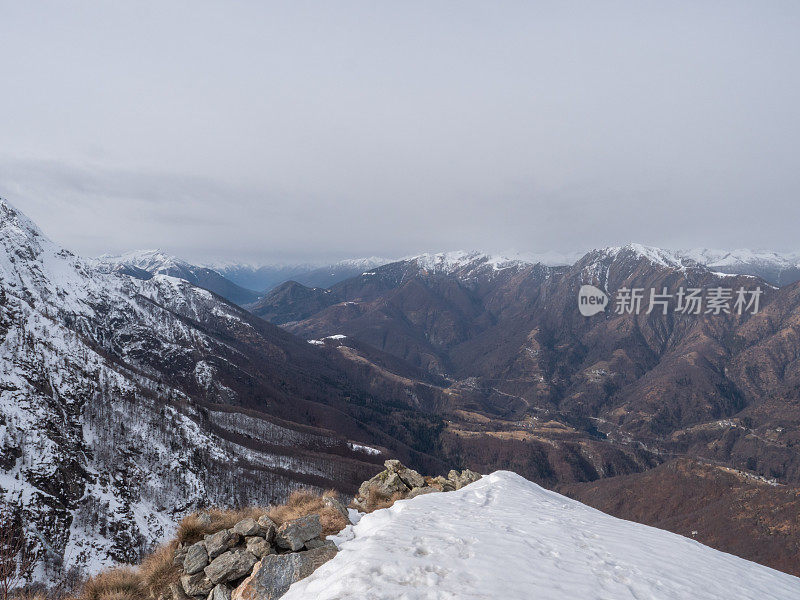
<box><xmin>1</xmin><ymin>1</ymin><xmax>798</xmax><ymax>264</ymax></box>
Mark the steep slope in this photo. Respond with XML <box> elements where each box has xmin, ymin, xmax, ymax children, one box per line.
<box><xmin>97</xmin><ymin>250</ymin><xmax>262</xmax><ymax>305</ymax></box>
<box><xmin>285</xmin><ymin>471</ymin><xmax>800</xmax><ymax>599</ymax></box>
<box><xmin>258</xmin><ymin>244</ymin><xmax>800</xmax><ymax>486</ymax></box>
<box><xmin>0</xmin><ymin>200</ymin><xmax>450</xmax><ymax>577</ymax></box>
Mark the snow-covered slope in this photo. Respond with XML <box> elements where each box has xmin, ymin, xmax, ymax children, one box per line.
<box><xmin>97</xmin><ymin>249</ymin><xmax>261</xmax><ymax>305</ymax></box>
<box><xmin>288</xmin><ymin>471</ymin><xmax>800</xmax><ymax>600</ymax></box>
<box><xmin>677</xmin><ymin>248</ymin><xmax>800</xmax><ymax>286</ymax></box>
<box><xmin>0</xmin><ymin>199</ymin><xmax>379</xmax><ymax>578</ymax></box>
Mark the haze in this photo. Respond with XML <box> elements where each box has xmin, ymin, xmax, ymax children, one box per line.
<box><xmin>1</xmin><ymin>1</ymin><xmax>798</xmax><ymax>263</ymax></box>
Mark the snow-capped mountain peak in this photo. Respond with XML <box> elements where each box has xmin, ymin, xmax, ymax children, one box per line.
<box><xmin>0</xmin><ymin>198</ymin><xmax>102</xmax><ymax>312</ymax></box>
<box><xmin>97</xmin><ymin>248</ymin><xmax>193</xmax><ymax>274</ymax></box>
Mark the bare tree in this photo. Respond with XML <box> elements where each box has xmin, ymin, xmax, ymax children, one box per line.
<box><xmin>0</xmin><ymin>504</ymin><xmax>40</xmax><ymax>600</ymax></box>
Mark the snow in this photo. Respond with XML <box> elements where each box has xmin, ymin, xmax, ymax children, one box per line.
<box><xmin>347</xmin><ymin>442</ymin><xmax>381</xmax><ymax>455</ymax></box>
<box><xmin>287</xmin><ymin>471</ymin><xmax>800</xmax><ymax>600</ymax></box>
<box><xmin>678</xmin><ymin>248</ymin><xmax>800</xmax><ymax>270</ymax></box>
<box><xmin>96</xmin><ymin>248</ymin><xmax>193</xmax><ymax>274</ymax></box>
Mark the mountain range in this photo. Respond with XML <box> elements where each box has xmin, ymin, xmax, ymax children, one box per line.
<box><xmin>3</xmin><ymin>198</ymin><xmax>800</xmax><ymax>579</ymax></box>
<box><xmin>103</xmin><ymin>247</ymin><xmax>800</xmax><ymax>308</ymax></box>
<box><xmin>0</xmin><ymin>200</ymin><xmax>450</xmax><ymax>576</ymax></box>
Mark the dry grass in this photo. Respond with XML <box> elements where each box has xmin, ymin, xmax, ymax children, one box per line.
<box><xmin>138</xmin><ymin>542</ymin><xmax>180</xmax><ymax>600</ymax></box>
<box><xmin>80</xmin><ymin>568</ymin><xmax>142</xmax><ymax>600</ymax></box>
<box><xmin>72</xmin><ymin>490</ymin><xmax>349</xmax><ymax>600</ymax></box>
<box><xmin>268</xmin><ymin>489</ymin><xmax>348</xmax><ymax>536</ymax></box>
<box><xmin>10</xmin><ymin>592</ymin><xmax>48</xmax><ymax>600</ymax></box>
<box><xmin>176</xmin><ymin>507</ymin><xmax>263</xmax><ymax>545</ymax></box>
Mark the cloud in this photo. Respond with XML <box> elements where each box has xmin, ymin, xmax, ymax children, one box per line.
<box><xmin>1</xmin><ymin>2</ymin><xmax>799</xmax><ymax>263</ymax></box>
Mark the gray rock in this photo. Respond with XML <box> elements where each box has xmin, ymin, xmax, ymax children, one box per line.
<box><xmin>232</xmin><ymin>518</ymin><xmax>261</xmax><ymax>537</ymax></box>
<box><xmin>398</xmin><ymin>468</ymin><xmax>425</xmax><ymax>489</ymax></box>
<box><xmin>256</xmin><ymin>515</ymin><xmax>277</xmax><ymax>542</ymax></box>
<box><xmin>407</xmin><ymin>486</ymin><xmax>440</xmax><ymax>499</ymax></box>
<box><xmin>323</xmin><ymin>496</ymin><xmax>351</xmax><ymax>523</ymax></box>
<box><xmin>245</xmin><ymin>536</ymin><xmax>272</xmax><ymax>559</ymax></box>
<box><xmin>382</xmin><ymin>472</ymin><xmax>410</xmax><ymax>495</ymax></box>
<box><xmin>231</xmin><ymin>545</ymin><xmax>338</xmax><ymax>600</ymax></box>
<box><xmin>462</xmin><ymin>469</ymin><xmax>481</xmax><ymax>483</ymax></box>
<box><xmin>384</xmin><ymin>459</ymin><xmax>403</xmax><ymax>472</ymax></box>
<box><xmin>184</xmin><ymin>542</ymin><xmax>210</xmax><ymax>575</ymax></box>
<box><xmin>385</xmin><ymin>460</ymin><xmax>426</xmax><ymax>489</ymax></box>
<box><xmin>174</xmin><ymin>546</ymin><xmax>189</xmax><ymax>568</ymax></box>
<box><xmin>207</xmin><ymin>584</ymin><xmax>232</xmax><ymax>600</ymax></box>
<box><xmin>204</xmin><ymin>549</ymin><xmax>259</xmax><ymax>585</ymax></box>
<box><xmin>205</xmin><ymin>530</ymin><xmax>241</xmax><ymax>559</ymax></box>
<box><xmin>303</xmin><ymin>538</ymin><xmax>336</xmax><ymax>550</ymax></box>
<box><xmin>181</xmin><ymin>572</ymin><xmax>215</xmax><ymax>597</ymax></box>
<box><xmin>275</xmin><ymin>515</ymin><xmax>322</xmax><ymax>551</ymax></box>
<box><xmin>448</xmin><ymin>468</ymin><xmax>482</xmax><ymax>489</ymax></box>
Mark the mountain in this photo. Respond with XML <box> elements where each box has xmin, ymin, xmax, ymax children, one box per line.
<box><xmin>0</xmin><ymin>199</ymin><xmax>454</xmax><ymax>577</ymax></box>
<box><xmin>254</xmin><ymin>244</ymin><xmax>800</xmax><ymax>487</ymax></box>
<box><xmin>678</xmin><ymin>248</ymin><xmax>800</xmax><ymax>287</ymax></box>
<box><xmin>96</xmin><ymin>250</ymin><xmax>262</xmax><ymax>305</ymax></box>
<box><xmin>284</xmin><ymin>471</ymin><xmax>800</xmax><ymax>599</ymax></box>
<box><xmin>214</xmin><ymin>257</ymin><xmax>392</xmax><ymax>293</ymax></box>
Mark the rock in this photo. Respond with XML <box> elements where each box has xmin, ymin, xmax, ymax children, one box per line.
<box><xmin>447</xmin><ymin>469</ymin><xmax>482</xmax><ymax>489</ymax></box>
<box><xmin>256</xmin><ymin>515</ymin><xmax>277</xmax><ymax>542</ymax></box>
<box><xmin>245</xmin><ymin>536</ymin><xmax>272</xmax><ymax>559</ymax></box>
<box><xmin>181</xmin><ymin>572</ymin><xmax>214</xmax><ymax>597</ymax></box>
<box><xmin>232</xmin><ymin>545</ymin><xmax>338</xmax><ymax>600</ymax></box>
<box><xmin>385</xmin><ymin>460</ymin><xmax>425</xmax><ymax>489</ymax></box>
<box><xmin>184</xmin><ymin>542</ymin><xmax>210</xmax><ymax>575</ymax></box>
<box><xmin>275</xmin><ymin>515</ymin><xmax>322</xmax><ymax>551</ymax></box>
<box><xmin>384</xmin><ymin>459</ymin><xmax>403</xmax><ymax>471</ymax></box>
<box><xmin>303</xmin><ymin>538</ymin><xmax>336</xmax><ymax>550</ymax></box>
<box><xmin>427</xmin><ymin>476</ymin><xmax>448</xmax><ymax>491</ymax></box>
<box><xmin>382</xmin><ymin>472</ymin><xmax>410</xmax><ymax>496</ymax></box>
<box><xmin>207</xmin><ymin>584</ymin><xmax>232</xmax><ymax>600</ymax></box>
<box><xmin>205</xmin><ymin>530</ymin><xmax>241</xmax><ymax>559</ymax></box>
<box><xmin>204</xmin><ymin>549</ymin><xmax>259</xmax><ymax>585</ymax></box>
<box><xmin>397</xmin><ymin>468</ymin><xmax>425</xmax><ymax>489</ymax></box>
<box><xmin>323</xmin><ymin>497</ymin><xmax>350</xmax><ymax>523</ymax></box>
<box><xmin>407</xmin><ymin>486</ymin><xmax>440</xmax><ymax>499</ymax></box>
<box><xmin>174</xmin><ymin>546</ymin><xmax>189</xmax><ymax>568</ymax></box>
<box><xmin>170</xmin><ymin>582</ymin><xmax>190</xmax><ymax>600</ymax></box>
<box><xmin>232</xmin><ymin>518</ymin><xmax>261</xmax><ymax>537</ymax></box>
<box><xmin>461</xmin><ymin>469</ymin><xmax>481</xmax><ymax>484</ymax></box>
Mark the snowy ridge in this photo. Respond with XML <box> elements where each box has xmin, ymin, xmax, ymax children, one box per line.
<box><xmin>96</xmin><ymin>248</ymin><xmax>196</xmax><ymax>275</ymax></box>
<box><xmin>403</xmin><ymin>250</ymin><xmax>576</xmax><ymax>279</ymax></box>
<box><xmin>288</xmin><ymin>471</ymin><xmax>800</xmax><ymax>600</ymax></box>
<box><xmin>679</xmin><ymin>248</ymin><xmax>800</xmax><ymax>269</ymax></box>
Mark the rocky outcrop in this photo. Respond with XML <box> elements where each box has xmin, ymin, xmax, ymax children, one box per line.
<box><xmin>232</xmin><ymin>543</ymin><xmax>338</xmax><ymax>600</ymax></box>
<box><xmin>174</xmin><ymin>514</ymin><xmax>338</xmax><ymax>600</ymax></box>
<box><xmin>352</xmin><ymin>460</ymin><xmax>482</xmax><ymax>511</ymax></box>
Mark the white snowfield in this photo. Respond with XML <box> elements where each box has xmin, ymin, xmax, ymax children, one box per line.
<box><xmin>285</xmin><ymin>471</ymin><xmax>800</xmax><ymax>600</ymax></box>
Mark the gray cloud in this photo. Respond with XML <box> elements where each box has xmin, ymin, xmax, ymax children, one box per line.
<box><xmin>1</xmin><ymin>1</ymin><xmax>799</xmax><ymax>263</ymax></box>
